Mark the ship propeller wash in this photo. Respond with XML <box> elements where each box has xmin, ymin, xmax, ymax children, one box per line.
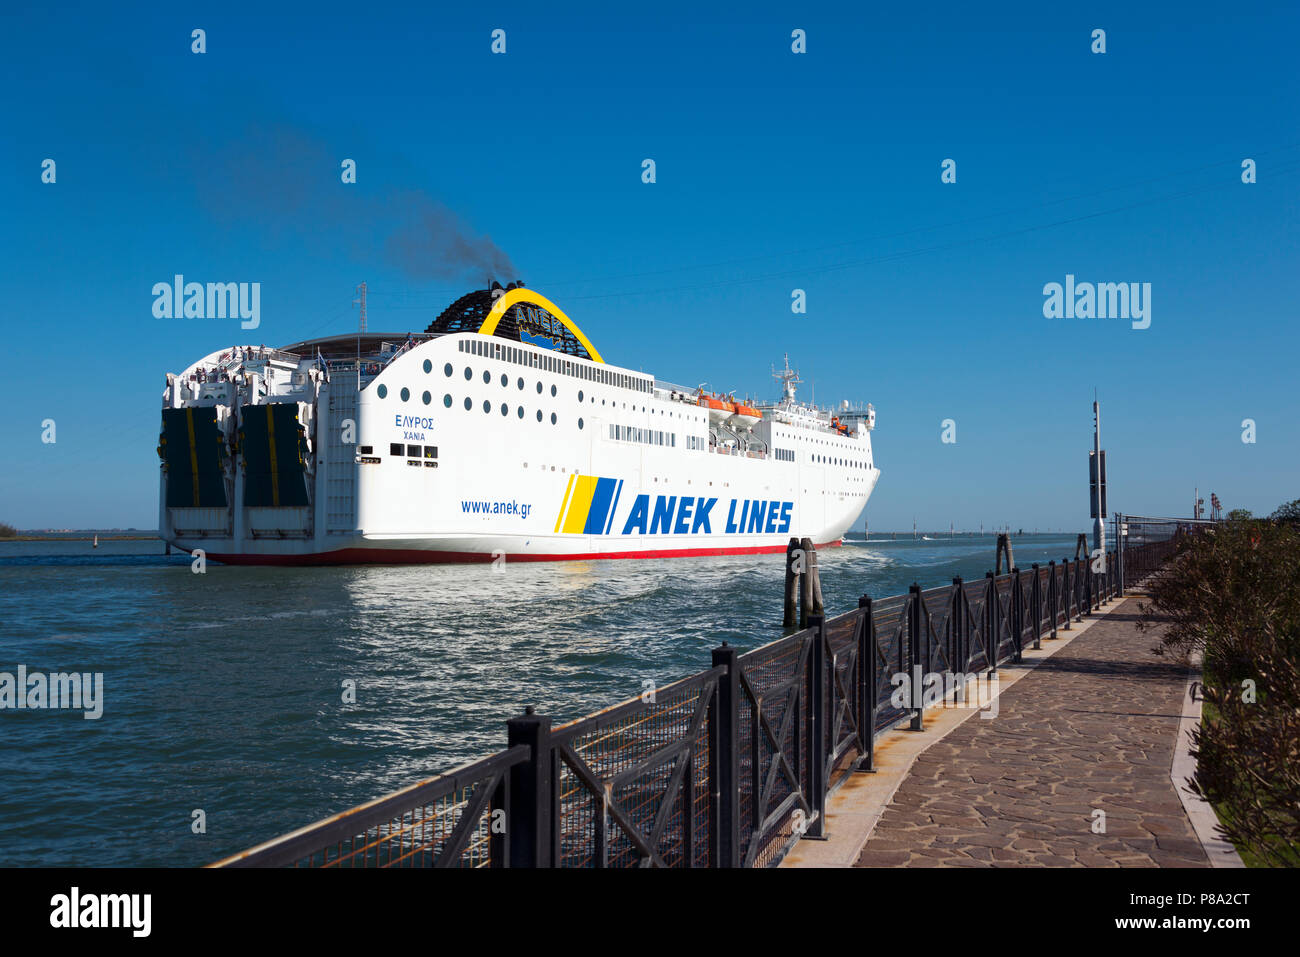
<box><xmin>157</xmin><ymin>284</ymin><xmax>880</xmax><ymax>563</ymax></box>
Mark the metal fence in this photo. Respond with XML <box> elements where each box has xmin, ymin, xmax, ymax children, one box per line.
<box><xmin>211</xmin><ymin>536</ymin><xmax>1178</xmax><ymax>869</ymax></box>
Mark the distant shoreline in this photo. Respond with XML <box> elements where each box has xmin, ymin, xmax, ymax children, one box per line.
<box><xmin>0</xmin><ymin>535</ymin><xmax>160</xmax><ymax>542</ymax></box>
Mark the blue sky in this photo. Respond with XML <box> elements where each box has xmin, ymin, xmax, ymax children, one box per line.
<box><xmin>2</xmin><ymin>1</ymin><xmax>1297</xmax><ymax>530</ymax></box>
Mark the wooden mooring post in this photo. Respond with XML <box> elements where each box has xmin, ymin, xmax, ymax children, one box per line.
<box><xmin>995</xmin><ymin>533</ymin><xmax>1014</xmax><ymax>574</ymax></box>
<box><xmin>784</xmin><ymin>537</ymin><xmax>825</xmax><ymax>628</ymax></box>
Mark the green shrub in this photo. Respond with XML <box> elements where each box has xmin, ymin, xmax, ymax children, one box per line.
<box><xmin>1142</xmin><ymin>523</ymin><xmax>1300</xmax><ymax>866</ymax></box>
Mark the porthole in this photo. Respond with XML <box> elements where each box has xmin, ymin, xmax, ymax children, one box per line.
<box><xmin>464</xmin><ymin>397</ymin><xmax>472</xmax><ymax>410</ymax></box>
<box><xmin>536</xmin><ymin>382</ymin><xmax>543</xmax><ymax>393</ymax></box>
<box><xmin>483</xmin><ymin>370</ymin><xmax>491</xmax><ymax>384</ymax></box>
<box><xmin>377</xmin><ymin>384</ymin><xmax>388</xmax><ymax>398</ymax></box>
<box><xmin>517</xmin><ymin>406</ymin><xmax>524</xmax><ymax>418</ymax></box>
<box><xmin>551</xmin><ymin>413</ymin><xmax>557</xmax><ymax>425</ymax></box>
<box><xmin>578</xmin><ymin>418</ymin><xmax>584</xmax><ymax>430</ymax></box>
<box><xmin>483</xmin><ymin>400</ymin><xmax>491</xmax><ymax>413</ymax></box>
<box><xmin>551</xmin><ymin>384</ymin><xmax>557</xmax><ymax>397</ymax></box>
<box><xmin>517</xmin><ymin>377</ymin><xmax>524</xmax><ymax>390</ymax></box>
<box><xmin>464</xmin><ymin>367</ymin><xmax>472</xmax><ymax>380</ymax></box>
<box><xmin>536</xmin><ymin>410</ymin><xmax>543</xmax><ymax>422</ymax></box>
<box><xmin>443</xmin><ymin>394</ymin><xmax>453</xmax><ymax>408</ymax></box>
<box><xmin>444</xmin><ymin>363</ymin><xmax>453</xmax><ymax>377</ymax></box>
<box><xmin>500</xmin><ymin>373</ymin><xmax>508</xmax><ymax>387</ymax></box>
<box><xmin>423</xmin><ymin>359</ymin><xmax>432</xmax><ymax>373</ymax></box>
<box><xmin>578</xmin><ymin>390</ymin><xmax>584</xmax><ymax>402</ymax></box>
<box><xmin>400</xmin><ymin>387</ymin><xmax>410</xmax><ymax>402</ymax></box>
<box><xmin>422</xmin><ymin>391</ymin><xmax>431</xmax><ymax>405</ymax></box>
<box><xmin>500</xmin><ymin>403</ymin><xmax>508</xmax><ymax>416</ymax></box>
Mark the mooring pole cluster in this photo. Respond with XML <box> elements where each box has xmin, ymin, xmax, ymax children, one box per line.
<box><xmin>783</xmin><ymin>536</ymin><xmax>824</xmax><ymax>628</ymax></box>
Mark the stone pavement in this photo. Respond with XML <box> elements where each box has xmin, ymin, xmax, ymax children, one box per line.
<box><xmin>854</xmin><ymin>598</ymin><xmax>1209</xmax><ymax>867</ymax></box>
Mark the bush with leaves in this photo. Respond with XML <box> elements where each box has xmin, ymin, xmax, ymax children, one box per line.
<box><xmin>1142</xmin><ymin>522</ymin><xmax>1300</xmax><ymax>865</ymax></box>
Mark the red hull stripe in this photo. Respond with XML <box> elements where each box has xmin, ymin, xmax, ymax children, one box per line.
<box><xmin>206</xmin><ymin>540</ymin><xmax>843</xmax><ymax>566</ymax></box>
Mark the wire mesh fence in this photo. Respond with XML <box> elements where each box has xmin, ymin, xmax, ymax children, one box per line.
<box><xmin>211</xmin><ymin>534</ymin><xmax>1178</xmax><ymax>869</ymax></box>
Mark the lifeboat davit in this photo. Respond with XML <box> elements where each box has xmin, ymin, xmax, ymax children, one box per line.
<box><xmin>730</xmin><ymin>400</ymin><xmax>761</xmax><ymax>429</ymax></box>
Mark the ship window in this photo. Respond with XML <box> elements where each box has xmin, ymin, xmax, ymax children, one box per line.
<box><xmin>359</xmin><ymin>445</ymin><xmax>373</xmax><ymax>454</ymax></box>
<box><xmin>536</xmin><ymin>410</ymin><xmax>543</xmax><ymax>422</ymax></box>
<box><xmin>444</xmin><ymin>394</ymin><xmax>452</xmax><ymax>407</ymax></box>
<box><xmin>483</xmin><ymin>370</ymin><xmax>491</xmax><ymax>384</ymax></box>
<box><xmin>536</xmin><ymin>381</ymin><xmax>543</xmax><ymax>393</ymax></box>
<box><xmin>578</xmin><ymin>418</ymin><xmax>584</xmax><ymax>430</ymax></box>
<box><xmin>551</xmin><ymin>384</ymin><xmax>557</xmax><ymax>397</ymax></box>
<box><xmin>483</xmin><ymin>400</ymin><xmax>491</xmax><ymax>413</ymax></box>
<box><xmin>500</xmin><ymin>373</ymin><xmax>508</xmax><ymax>387</ymax></box>
<box><xmin>464</xmin><ymin>397</ymin><xmax>472</xmax><ymax>410</ymax></box>
<box><xmin>578</xmin><ymin>390</ymin><xmax>584</xmax><ymax>402</ymax></box>
<box><xmin>423</xmin><ymin>359</ymin><xmax>432</xmax><ymax>373</ymax></box>
<box><xmin>377</xmin><ymin>384</ymin><xmax>388</xmax><ymax>399</ymax></box>
<box><xmin>390</xmin><ymin>443</ymin><xmax>403</xmax><ymax>456</ymax></box>
<box><xmin>517</xmin><ymin>406</ymin><xmax>524</xmax><ymax>418</ymax></box>
<box><xmin>444</xmin><ymin>363</ymin><xmax>453</xmax><ymax>376</ymax></box>
<box><xmin>422</xmin><ymin>391</ymin><xmax>431</xmax><ymax>405</ymax></box>
<box><xmin>400</xmin><ymin>387</ymin><xmax>410</xmax><ymax>402</ymax></box>
<box><xmin>464</xmin><ymin>367</ymin><xmax>472</xmax><ymax>380</ymax></box>
<box><xmin>407</xmin><ymin>444</ymin><xmax>420</xmax><ymax>457</ymax></box>
<box><xmin>551</xmin><ymin>413</ymin><xmax>557</xmax><ymax>425</ymax></box>
<box><xmin>425</xmin><ymin>446</ymin><xmax>437</xmax><ymax>458</ymax></box>
<box><xmin>517</xmin><ymin>377</ymin><xmax>524</xmax><ymax>389</ymax></box>
<box><xmin>501</xmin><ymin>403</ymin><xmax>508</xmax><ymax>416</ymax></box>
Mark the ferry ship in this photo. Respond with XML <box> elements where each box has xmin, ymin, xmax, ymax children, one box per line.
<box><xmin>157</xmin><ymin>284</ymin><xmax>880</xmax><ymax>564</ymax></box>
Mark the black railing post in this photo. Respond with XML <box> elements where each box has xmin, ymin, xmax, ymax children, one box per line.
<box><xmin>856</xmin><ymin>596</ymin><xmax>877</xmax><ymax>773</ymax></box>
<box><xmin>710</xmin><ymin>642</ymin><xmax>740</xmax><ymax>867</ymax></box>
<box><xmin>1117</xmin><ymin>519</ymin><xmax>1126</xmax><ymax>595</ymax></box>
<box><xmin>1011</xmin><ymin>567</ymin><xmax>1023</xmax><ymax>663</ymax></box>
<box><xmin>1030</xmin><ymin>563</ymin><xmax>1042</xmax><ymax>650</ymax></box>
<box><xmin>1061</xmin><ymin>558</ymin><xmax>1073</xmax><ymax>630</ymax></box>
<box><xmin>951</xmin><ymin>577</ymin><xmax>964</xmax><ymax>671</ymax></box>
<box><xmin>806</xmin><ymin>613</ymin><xmax>827</xmax><ymax>839</ymax></box>
<box><xmin>506</xmin><ymin>707</ymin><xmax>553</xmax><ymax>868</ymax></box>
<box><xmin>908</xmin><ymin>584</ymin><xmax>924</xmax><ymax>731</ymax></box>
<box><xmin>1085</xmin><ymin>558</ymin><xmax>1094</xmax><ymax>615</ymax></box>
<box><xmin>1075</xmin><ymin>559</ymin><xmax>1086</xmax><ymax>622</ymax></box>
<box><xmin>1047</xmin><ymin>561</ymin><xmax>1058</xmax><ymax>639</ymax></box>
<box><xmin>985</xmin><ymin>572</ymin><xmax>999</xmax><ymax>675</ymax></box>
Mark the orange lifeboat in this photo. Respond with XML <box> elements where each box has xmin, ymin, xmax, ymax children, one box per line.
<box><xmin>730</xmin><ymin>399</ymin><xmax>761</xmax><ymax>429</ymax></box>
<box><xmin>698</xmin><ymin>392</ymin><xmax>735</xmax><ymax>428</ymax></box>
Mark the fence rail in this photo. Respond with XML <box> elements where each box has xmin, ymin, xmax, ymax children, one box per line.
<box><xmin>210</xmin><ymin>536</ymin><xmax>1178</xmax><ymax>869</ymax></box>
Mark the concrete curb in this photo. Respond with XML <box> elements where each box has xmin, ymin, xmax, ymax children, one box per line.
<box><xmin>1172</xmin><ymin>657</ymin><xmax>1245</xmax><ymax>868</ymax></box>
<box><xmin>782</xmin><ymin>592</ymin><xmax>1130</xmax><ymax>868</ymax></box>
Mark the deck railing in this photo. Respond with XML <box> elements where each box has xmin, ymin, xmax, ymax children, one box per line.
<box><xmin>210</xmin><ymin>536</ymin><xmax>1178</xmax><ymax>869</ymax></box>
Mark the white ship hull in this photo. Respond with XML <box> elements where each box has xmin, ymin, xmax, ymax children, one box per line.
<box><xmin>158</xmin><ymin>289</ymin><xmax>880</xmax><ymax>565</ymax></box>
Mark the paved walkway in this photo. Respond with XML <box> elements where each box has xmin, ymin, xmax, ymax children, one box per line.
<box><xmin>854</xmin><ymin>598</ymin><xmax>1209</xmax><ymax>867</ymax></box>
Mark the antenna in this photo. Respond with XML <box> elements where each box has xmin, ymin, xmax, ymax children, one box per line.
<box><xmin>354</xmin><ymin>281</ymin><xmax>367</xmax><ymax>333</ymax></box>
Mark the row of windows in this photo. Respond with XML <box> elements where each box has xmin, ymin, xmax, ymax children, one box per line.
<box><xmin>774</xmin><ymin>448</ymin><xmax>795</xmax><ymax>462</ymax></box>
<box><xmin>457</xmin><ymin>337</ymin><xmax>651</xmax><ymax>393</ymax></box>
<box><xmin>812</xmin><ymin>453</ymin><xmax>871</xmax><ymax>469</ymax></box>
<box><xmin>610</xmin><ymin>424</ymin><xmax>675</xmax><ymax>446</ymax></box>
<box><xmin>444</xmin><ymin>394</ymin><xmax>580</xmax><ymax>428</ymax></box>
<box><xmin>686</xmin><ymin>435</ymin><xmax>707</xmax><ymax>451</ymax></box>
<box><xmin>389</xmin><ymin>443</ymin><xmax>438</xmax><ymax>459</ymax></box>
